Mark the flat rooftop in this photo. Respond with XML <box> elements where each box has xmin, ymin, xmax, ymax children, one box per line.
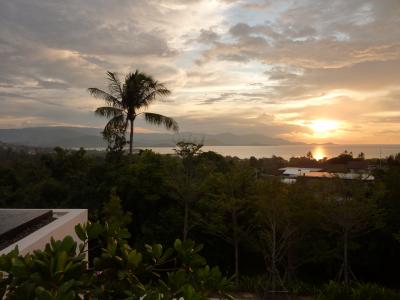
<box><xmin>0</xmin><ymin>209</ymin><xmax>54</xmax><ymax>250</ymax></box>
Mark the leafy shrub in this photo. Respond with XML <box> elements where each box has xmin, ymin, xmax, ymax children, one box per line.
<box><xmin>0</xmin><ymin>222</ymin><xmax>233</xmax><ymax>300</ymax></box>
<box><xmin>0</xmin><ymin>236</ymin><xmax>89</xmax><ymax>300</ymax></box>
<box><xmin>351</xmin><ymin>282</ymin><xmax>400</xmax><ymax>300</ymax></box>
<box><xmin>316</xmin><ymin>281</ymin><xmax>400</xmax><ymax>300</ymax></box>
<box><xmin>238</xmin><ymin>275</ymin><xmax>268</xmax><ymax>294</ymax></box>
<box><xmin>316</xmin><ymin>281</ymin><xmax>352</xmax><ymax>300</ymax></box>
<box><xmin>287</xmin><ymin>280</ymin><xmax>319</xmax><ymax>297</ymax></box>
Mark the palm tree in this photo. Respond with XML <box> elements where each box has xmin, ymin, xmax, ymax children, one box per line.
<box><xmin>88</xmin><ymin>70</ymin><xmax>179</xmax><ymax>154</ymax></box>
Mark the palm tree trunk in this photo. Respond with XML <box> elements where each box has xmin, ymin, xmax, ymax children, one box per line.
<box><xmin>129</xmin><ymin>119</ymin><xmax>134</xmax><ymax>155</ymax></box>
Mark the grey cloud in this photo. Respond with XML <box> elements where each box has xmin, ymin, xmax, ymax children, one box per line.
<box><xmin>0</xmin><ymin>93</ymin><xmax>102</xmax><ymax>128</ymax></box>
<box><xmin>241</xmin><ymin>1</ymin><xmax>275</xmax><ymax>11</ymax></box>
<box><xmin>200</xmin><ymin>1</ymin><xmax>400</xmax><ymax>68</ymax></box>
<box><xmin>198</xmin><ymin>91</ymin><xmax>275</xmax><ymax>105</ymax></box>
<box><xmin>267</xmin><ymin>66</ymin><xmax>301</xmax><ymax>81</ymax></box>
<box><xmin>300</xmin><ymin>59</ymin><xmax>400</xmax><ymax>91</ymax></box>
<box><xmin>0</xmin><ymin>33</ymin><xmax>109</xmax><ymax>90</ymax></box>
<box><xmin>216</xmin><ymin>53</ymin><xmax>250</xmax><ymax>63</ymax></box>
<box><xmin>201</xmin><ymin>33</ymin><xmax>400</xmax><ymax>68</ymax></box>
<box><xmin>80</xmin><ymin>55</ymin><xmax>115</xmax><ymax>70</ymax></box>
<box><xmin>173</xmin><ymin>113</ymin><xmax>309</xmax><ymax>136</ymax></box>
<box><xmin>0</xmin><ymin>0</ymin><xmax>176</xmax><ymax>57</ymax></box>
<box><xmin>197</xmin><ymin>29</ymin><xmax>220</xmax><ymax>44</ymax></box>
<box><xmin>0</xmin><ymin>92</ymin><xmax>37</xmax><ymax>101</ymax></box>
<box><xmin>0</xmin><ymin>89</ymin><xmax>77</xmax><ymax>108</ymax></box>
<box><xmin>265</xmin><ymin>59</ymin><xmax>400</xmax><ymax>101</ymax></box>
<box><xmin>229</xmin><ymin>23</ymin><xmax>254</xmax><ymax>36</ymax></box>
<box><xmin>268</xmin><ymin>86</ymin><xmax>326</xmax><ymax>102</ymax></box>
<box><xmin>184</xmin><ymin>70</ymin><xmax>242</xmax><ymax>88</ymax></box>
<box><xmin>281</xmin><ymin>0</ymin><xmax>400</xmax><ymax>43</ymax></box>
<box><xmin>198</xmin><ymin>94</ymin><xmax>233</xmax><ymax>105</ymax></box>
<box><xmin>229</xmin><ymin>22</ymin><xmax>313</xmax><ymax>41</ymax></box>
<box><xmin>0</xmin><ymin>0</ymin><xmax>183</xmax><ymax>98</ymax></box>
<box><xmin>36</xmin><ymin>79</ymin><xmax>70</xmax><ymax>90</ymax></box>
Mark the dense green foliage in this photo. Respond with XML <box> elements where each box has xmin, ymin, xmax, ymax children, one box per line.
<box><xmin>1</xmin><ymin>146</ymin><xmax>400</xmax><ymax>297</ymax></box>
<box><xmin>0</xmin><ymin>221</ymin><xmax>231</xmax><ymax>299</ymax></box>
<box><xmin>315</xmin><ymin>281</ymin><xmax>399</xmax><ymax>300</ymax></box>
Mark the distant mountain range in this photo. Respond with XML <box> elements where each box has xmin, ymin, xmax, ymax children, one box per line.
<box><xmin>0</xmin><ymin>127</ymin><xmax>301</xmax><ymax>148</ymax></box>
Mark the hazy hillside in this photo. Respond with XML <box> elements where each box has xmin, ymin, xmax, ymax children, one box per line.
<box><xmin>0</xmin><ymin>127</ymin><xmax>299</xmax><ymax>148</ymax></box>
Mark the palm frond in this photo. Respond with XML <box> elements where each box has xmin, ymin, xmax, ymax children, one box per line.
<box><xmin>106</xmin><ymin>71</ymin><xmax>124</xmax><ymax>99</ymax></box>
<box><xmin>145</xmin><ymin>86</ymin><xmax>171</xmax><ymax>101</ymax></box>
<box><xmin>95</xmin><ymin>107</ymin><xmax>124</xmax><ymax>119</ymax></box>
<box><xmin>155</xmin><ymin>86</ymin><xmax>171</xmax><ymax>97</ymax></box>
<box><xmin>103</xmin><ymin>114</ymin><xmax>127</xmax><ymax>135</ymax></box>
<box><xmin>144</xmin><ymin>112</ymin><xmax>179</xmax><ymax>132</ymax></box>
<box><xmin>87</xmin><ymin>88</ymin><xmax>123</xmax><ymax>108</ymax></box>
<box><xmin>134</xmin><ymin>83</ymin><xmax>171</xmax><ymax>109</ymax></box>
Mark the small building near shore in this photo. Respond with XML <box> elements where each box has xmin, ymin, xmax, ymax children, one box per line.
<box><xmin>279</xmin><ymin>167</ymin><xmax>322</xmax><ymax>177</ymax></box>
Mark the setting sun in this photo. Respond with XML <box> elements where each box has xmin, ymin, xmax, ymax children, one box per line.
<box><xmin>308</xmin><ymin>120</ymin><xmax>340</xmax><ymax>137</ymax></box>
<box><xmin>312</xmin><ymin>146</ymin><xmax>327</xmax><ymax>161</ymax></box>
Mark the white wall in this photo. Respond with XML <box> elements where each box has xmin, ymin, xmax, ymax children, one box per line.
<box><xmin>0</xmin><ymin>209</ymin><xmax>87</xmax><ymax>256</ymax></box>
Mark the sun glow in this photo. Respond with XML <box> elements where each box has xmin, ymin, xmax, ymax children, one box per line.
<box><xmin>308</xmin><ymin>119</ymin><xmax>340</xmax><ymax>137</ymax></box>
<box><xmin>312</xmin><ymin>147</ymin><xmax>327</xmax><ymax>161</ymax></box>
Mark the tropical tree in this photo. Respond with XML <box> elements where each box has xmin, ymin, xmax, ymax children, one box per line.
<box><xmin>201</xmin><ymin>161</ymin><xmax>256</xmax><ymax>285</ymax></box>
<box><xmin>173</xmin><ymin>141</ymin><xmax>203</xmax><ymax>241</ymax></box>
<box><xmin>254</xmin><ymin>178</ymin><xmax>293</xmax><ymax>292</ymax></box>
<box><xmin>88</xmin><ymin>70</ymin><xmax>179</xmax><ymax>154</ymax></box>
<box><xmin>322</xmin><ymin>178</ymin><xmax>381</xmax><ymax>285</ymax></box>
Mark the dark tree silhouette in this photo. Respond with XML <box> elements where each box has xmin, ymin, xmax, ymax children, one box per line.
<box><xmin>88</xmin><ymin>71</ymin><xmax>179</xmax><ymax>154</ymax></box>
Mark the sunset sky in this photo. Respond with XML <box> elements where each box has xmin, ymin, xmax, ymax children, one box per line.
<box><xmin>0</xmin><ymin>0</ymin><xmax>399</xmax><ymax>144</ymax></box>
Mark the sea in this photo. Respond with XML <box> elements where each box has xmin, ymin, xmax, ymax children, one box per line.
<box><xmin>142</xmin><ymin>144</ymin><xmax>400</xmax><ymax>160</ymax></box>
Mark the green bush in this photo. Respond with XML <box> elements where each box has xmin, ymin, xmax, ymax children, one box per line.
<box><xmin>238</xmin><ymin>275</ymin><xmax>268</xmax><ymax>294</ymax></box>
<box><xmin>287</xmin><ymin>281</ymin><xmax>319</xmax><ymax>297</ymax></box>
<box><xmin>316</xmin><ymin>281</ymin><xmax>400</xmax><ymax>300</ymax></box>
<box><xmin>0</xmin><ymin>222</ymin><xmax>233</xmax><ymax>300</ymax></box>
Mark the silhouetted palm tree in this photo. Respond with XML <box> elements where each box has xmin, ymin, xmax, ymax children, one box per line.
<box><xmin>88</xmin><ymin>71</ymin><xmax>179</xmax><ymax>154</ymax></box>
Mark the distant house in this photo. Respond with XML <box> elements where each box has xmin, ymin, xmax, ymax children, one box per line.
<box><xmin>279</xmin><ymin>167</ymin><xmax>323</xmax><ymax>177</ymax></box>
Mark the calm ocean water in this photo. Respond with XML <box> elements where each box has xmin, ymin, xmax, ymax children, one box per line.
<box><xmin>145</xmin><ymin>145</ymin><xmax>400</xmax><ymax>160</ymax></box>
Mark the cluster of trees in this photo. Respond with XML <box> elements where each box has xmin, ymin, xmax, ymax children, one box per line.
<box><xmin>1</xmin><ymin>144</ymin><xmax>400</xmax><ymax>295</ymax></box>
